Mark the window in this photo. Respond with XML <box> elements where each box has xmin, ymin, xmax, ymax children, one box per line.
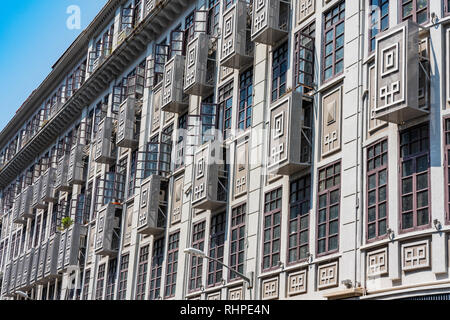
<box><xmin>445</xmin><ymin>0</ymin><xmax>450</xmax><ymax>16</ymax></box>
<box><xmin>288</xmin><ymin>175</ymin><xmax>311</xmax><ymax>264</ymax></box>
<box><xmin>105</xmin><ymin>258</ymin><xmax>117</xmax><ymax>300</ymax></box>
<box><xmin>135</xmin><ymin>245</ymin><xmax>150</xmax><ymax>300</ymax></box>
<box><xmin>218</xmin><ymin>81</ymin><xmax>234</xmax><ymax>140</ymax></box>
<box><xmin>149</xmin><ymin>237</ymin><xmax>165</xmax><ymax>300</ymax></box>
<box><xmin>294</xmin><ymin>22</ymin><xmax>315</xmax><ymax>94</ymax></box>
<box><xmin>444</xmin><ymin>118</ymin><xmax>450</xmax><ymax>221</ymax></box>
<box><xmin>117</xmin><ymin>254</ymin><xmax>129</xmax><ymax>300</ymax></box>
<box><xmin>263</xmin><ymin>188</ymin><xmax>282</xmax><ymax>271</ymax></box>
<box><xmin>271</xmin><ymin>42</ymin><xmax>288</xmax><ymax>102</ymax></box>
<box><xmin>367</xmin><ymin>139</ymin><xmax>388</xmax><ymax>241</ymax></box>
<box><xmin>201</xmin><ymin>99</ymin><xmax>219</xmax><ymax>144</ymax></box>
<box><xmin>208</xmin><ymin>0</ymin><xmax>220</xmax><ymax>36</ymax></box>
<box><xmin>229</xmin><ymin>203</ymin><xmax>246</xmax><ymax>280</ymax></box>
<box><xmin>208</xmin><ymin>212</ymin><xmax>226</xmax><ymax>287</ymax></box>
<box><xmin>238</xmin><ymin>68</ymin><xmax>253</xmax><ymax>131</ymax></box>
<box><xmin>95</xmin><ymin>264</ymin><xmax>106</xmax><ymax>300</ymax></box>
<box><xmin>224</xmin><ymin>0</ymin><xmax>235</xmax><ymax>10</ymax></box>
<box><xmin>369</xmin><ymin>0</ymin><xmax>389</xmax><ymax>52</ymax></box>
<box><xmin>317</xmin><ymin>161</ymin><xmax>341</xmax><ymax>255</ymax></box>
<box><xmin>400</xmin><ymin>123</ymin><xmax>430</xmax><ymax>231</ymax></box>
<box><xmin>401</xmin><ymin>0</ymin><xmax>428</xmax><ymax>24</ymax></box>
<box><xmin>83</xmin><ymin>269</ymin><xmax>91</xmax><ymax>300</ymax></box>
<box><xmin>165</xmin><ymin>231</ymin><xmax>180</xmax><ymax>298</ymax></box>
<box><xmin>323</xmin><ymin>1</ymin><xmax>345</xmax><ymax>82</ymax></box>
<box><xmin>189</xmin><ymin>221</ymin><xmax>206</xmax><ymax>292</ymax></box>
<box><xmin>128</xmin><ymin>151</ymin><xmax>137</xmax><ymax>197</ymax></box>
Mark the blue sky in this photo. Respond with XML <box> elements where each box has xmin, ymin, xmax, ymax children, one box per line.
<box><xmin>0</xmin><ymin>0</ymin><xmax>107</xmax><ymax>132</ymax></box>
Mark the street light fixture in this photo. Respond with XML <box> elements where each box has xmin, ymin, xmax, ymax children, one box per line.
<box><xmin>15</xmin><ymin>291</ymin><xmax>32</xmax><ymax>300</ymax></box>
<box><xmin>184</xmin><ymin>248</ymin><xmax>253</xmax><ymax>288</ymax></box>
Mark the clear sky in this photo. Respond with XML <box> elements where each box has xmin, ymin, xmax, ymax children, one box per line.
<box><xmin>0</xmin><ymin>0</ymin><xmax>107</xmax><ymax>132</ymax></box>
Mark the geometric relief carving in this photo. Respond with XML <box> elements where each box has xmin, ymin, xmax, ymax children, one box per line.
<box><xmin>401</xmin><ymin>239</ymin><xmax>430</xmax><ymax>272</ymax></box>
<box><xmin>297</xmin><ymin>0</ymin><xmax>315</xmax><ymax>25</ymax></box>
<box><xmin>287</xmin><ymin>269</ymin><xmax>307</xmax><ymax>296</ymax></box>
<box><xmin>321</xmin><ymin>87</ymin><xmax>341</xmax><ymax>157</ymax></box>
<box><xmin>171</xmin><ymin>175</ymin><xmax>184</xmax><ymax>225</ymax></box>
<box><xmin>366</xmin><ymin>247</ymin><xmax>388</xmax><ymax>277</ymax></box>
<box><xmin>228</xmin><ymin>286</ymin><xmax>244</xmax><ymax>300</ymax></box>
<box><xmin>262</xmin><ymin>277</ymin><xmax>279</xmax><ymax>300</ymax></box>
<box><xmin>152</xmin><ymin>88</ymin><xmax>162</xmax><ymax>133</ymax></box>
<box><xmin>234</xmin><ymin>141</ymin><xmax>248</xmax><ymax>199</ymax></box>
<box><xmin>207</xmin><ymin>292</ymin><xmax>221</xmax><ymax>300</ymax></box>
<box><xmin>317</xmin><ymin>261</ymin><xmax>338</xmax><ymax>290</ymax></box>
<box><xmin>374</xmin><ymin>21</ymin><xmax>422</xmax><ymax>123</ymax></box>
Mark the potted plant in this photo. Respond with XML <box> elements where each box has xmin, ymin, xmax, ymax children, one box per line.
<box><xmin>58</xmin><ymin>216</ymin><xmax>74</xmax><ymax>231</ymax></box>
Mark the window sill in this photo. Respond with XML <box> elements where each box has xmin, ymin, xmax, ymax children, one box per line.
<box><xmin>318</xmin><ymin>74</ymin><xmax>345</xmax><ymax>94</ymax></box>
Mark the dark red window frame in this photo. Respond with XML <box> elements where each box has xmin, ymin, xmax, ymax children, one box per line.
<box><xmin>207</xmin><ymin>212</ymin><xmax>226</xmax><ymax>287</ymax></box>
<box><xmin>444</xmin><ymin>117</ymin><xmax>450</xmax><ymax>223</ymax></box>
<box><xmin>135</xmin><ymin>245</ymin><xmax>150</xmax><ymax>300</ymax></box>
<box><xmin>105</xmin><ymin>258</ymin><xmax>117</xmax><ymax>300</ymax></box>
<box><xmin>400</xmin><ymin>0</ymin><xmax>429</xmax><ymax>24</ymax></box>
<box><xmin>189</xmin><ymin>220</ymin><xmax>206</xmax><ymax>292</ymax></box>
<box><xmin>399</xmin><ymin>123</ymin><xmax>431</xmax><ymax>232</ymax></box>
<box><xmin>317</xmin><ymin>161</ymin><xmax>341</xmax><ymax>256</ymax></box>
<box><xmin>294</xmin><ymin>21</ymin><xmax>315</xmax><ymax>94</ymax></box>
<box><xmin>271</xmin><ymin>41</ymin><xmax>288</xmax><ymax>102</ymax></box>
<box><xmin>238</xmin><ymin>68</ymin><xmax>253</xmax><ymax>131</ymax></box>
<box><xmin>82</xmin><ymin>269</ymin><xmax>91</xmax><ymax>300</ymax></box>
<box><xmin>229</xmin><ymin>203</ymin><xmax>246</xmax><ymax>281</ymax></box>
<box><xmin>164</xmin><ymin>231</ymin><xmax>180</xmax><ymax>298</ymax></box>
<box><xmin>288</xmin><ymin>175</ymin><xmax>311</xmax><ymax>265</ymax></box>
<box><xmin>149</xmin><ymin>237</ymin><xmax>165</xmax><ymax>300</ymax></box>
<box><xmin>117</xmin><ymin>253</ymin><xmax>129</xmax><ymax>300</ymax></box>
<box><xmin>322</xmin><ymin>1</ymin><xmax>345</xmax><ymax>83</ymax></box>
<box><xmin>366</xmin><ymin>138</ymin><xmax>388</xmax><ymax>242</ymax></box>
<box><xmin>218</xmin><ymin>81</ymin><xmax>234</xmax><ymax>140</ymax></box>
<box><xmin>262</xmin><ymin>188</ymin><xmax>282</xmax><ymax>272</ymax></box>
<box><xmin>95</xmin><ymin>264</ymin><xmax>106</xmax><ymax>300</ymax></box>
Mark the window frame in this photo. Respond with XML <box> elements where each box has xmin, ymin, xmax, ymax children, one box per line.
<box><xmin>189</xmin><ymin>220</ymin><xmax>206</xmax><ymax>293</ymax></box>
<box><xmin>444</xmin><ymin>116</ymin><xmax>450</xmax><ymax>224</ymax></box>
<box><xmin>207</xmin><ymin>212</ymin><xmax>226</xmax><ymax>288</ymax></box>
<box><xmin>117</xmin><ymin>253</ymin><xmax>129</xmax><ymax>300</ymax></box>
<box><xmin>271</xmin><ymin>41</ymin><xmax>289</xmax><ymax>102</ymax></box>
<box><xmin>105</xmin><ymin>258</ymin><xmax>117</xmax><ymax>300</ymax></box>
<box><xmin>322</xmin><ymin>1</ymin><xmax>345</xmax><ymax>83</ymax></box>
<box><xmin>82</xmin><ymin>269</ymin><xmax>91</xmax><ymax>300</ymax></box>
<box><xmin>399</xmin><ymin>0</ymin><xmax>429</xmax><ymax>24</ymax></box>
<box><xmin>218</xmin><ymin>81</ymin><xmax>234</xmax><ymax>140</ymax></box>
<box><xmin>238</xmin><ymin>67</ymin><xmax>253</xmax><ymax>131</ymax></box>
<box><xmin>287</xmin><ymin>175</ymin><xmax>311</xmax><ymax>265</ymax></box>
<box><xmin>294</xmin><ymin>21</ymin><xmax>315</xmax><ymax>94</ymax></box>
<box><xmin>149</xmin><ymin>237</ymin><xmax>165</xmax><ymax>300</ymax></box>
<box><xmin>316</xmin><ymin>160</ymin><xmax>341</xmax><ymax>257</ymax></box>
<box><xmin>135</xmin><ymin>245</ymin><xmax>150</xmax><ymax>300</ymax></box>
<box><xmin>229</xmin><ymin>203</ymin><xmax>246</xmax><ymax>281</ymax></box>
<box><xmin>262</xmin><ymin>187</ymin><xmax>283</xmax><ymax>272</ymax></box>
<box><xmin>164</xmin><ymin>230</ymin><xmax>180</xmax><ymax>298</ymax></box>
<box><xmin>366</xmin><ymin>138</ymin><xmax>389</xmax><ymax>242</ymax></box>
<box><xmin>95</xmin><ymin>263</ymin><xmax>106</xmax><ymax>300</ymax></box>
<box><xmin>398</xmin><ymin>122</ymin><xmax>431</xmax><ymax>233</ymax></box>
<box><xmin>368</xmin><ymin>0</ymin><xmax>389</xmax><ymax>53</ymax></box>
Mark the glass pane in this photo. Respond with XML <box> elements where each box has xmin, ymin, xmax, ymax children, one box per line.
<box><xmin>368</xmin><ymin>207</ymin><xmax>376</xmax><ymax>222</ymax></box>
<box><xmin>378</xmin><ymin>203</ymin><xmax>387</xmax><ymax>218</ymax></box>
<box><xmin>378</xmin><ymin>219</ymin><xmax>387</xmax><ymax>236</ymax></box>
<box><xmin>329</xmin><ymin>205</ymin><xmax>339</xmax><ymax>220</ymax></box>
<box><xmin>368</xmin><ymin>174</ymin><xmax>376</xmax><ymax>189</ymax></box>
<box><xmin>329</xmin><ymin>221</ymin><xmax>338</xmax><ymax>235</ymax></box>
<box><xmin>402</xmin><ymin>177</ymin><xmax>413</xmax><ymax>194</ymax></box>
<box><xmin>330</xmin><ymin>190</ymin><xmax>339</xmax><ymax>204</ymax></box>
<box><xmin>416</xmin><ymin>191</ymin><xmax>428</xmax><ymax>208</ymax></box>
<box><xmin>402</xmin><ymin>195</ymin><xmax>413</xmax><ymax>211</ymax></box>
<box><xmin>417</xmin><ymin>208</ymin><xmax>428</xmax><ymax>226</ymax></box>
<box><xmin>378</xmin><ymin>186</ymin><xmax>386</xmax><ymax>202</ymax></box>
<box><xmin>402</xmin><ymin>212</ymin><xmax>413</xmax><ymax>229</ymax></box>
<box><xmin>402</xmin><ymin>160</ymin><xmax>413</xmax><ymax>177</ymax></box>
<box><xmin>368</xmin><ymin>190</ymin><xmax>376</xmax><ymax>206</ymax></box>
<box><xmin>328</xmin><ymin>236</ymin><xmax>338</xmax><ymax>251</ymax></box>
<box><xmin>379</xmin><ymin>169</ymin><xmax>387</xmax><ymax>185</ymax></box>
<box><xmin>368</xmin><ymin>223</ymin><xmax>376</xmax><ymax>239</ymax></box>
<box><xmin>416</xmin><ymin>173</ymin><xmax>428</xmax><ymax>190</ymax></box>
<box><xmin>417</xmin><ymin>155</ymin><xmax>428</xmax><ymax>173</ymax></box>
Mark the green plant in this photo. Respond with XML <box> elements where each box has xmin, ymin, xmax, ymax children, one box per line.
<box><xmin>58</xmin><ymin>217</ymin><xmax>74</xmax><ymax>231</ymax></box>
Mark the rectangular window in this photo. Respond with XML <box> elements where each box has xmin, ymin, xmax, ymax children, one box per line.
<box><xmin>294</xmin><ymin>22</ymin><xmax>315</xmax><ymax>94</ymax></box>
<box><xmin>83</xmin><ymin>269</ymin><xmax>91</xmax><ymax>300</ymax></box>
<box><xmin>445</xmin><ymin>0</ymin><xmax>450</xmax><ymax>16</ymax></box>
<box><xmin>323</xmin><ymin>1</ymin><xmax>345</xmax><ymax>82</ymax></box>
<box><xmin>288</xmin><ymin>175</ymin><xmax>311</xmax><ymax>264</ymax></box>
<box><xmin>367</xmin><ymin>139</ymin><xmax>388</xmax><ymax>241</ymax></box>
<box><xmin>271</xmin><ymin>42</ymin><xmax>288</xmax><ymax>102</ymax></box>
<box><xmin>135</xmin><ymin>245</ymin><xmax>150</xmax><ymax>300</ymax></box>
<box><xmin>117</xmin><ymin>254</ymin><xmax>129</xmax><ymax>300</ymax></box>
<box><xmin>207</xmin><ymin>212</ymin><xmax>226</xmax><ymax>287</ymax></box>
<box><xmin>95</xmin><ymin>264</ymin><xmax>106</xmax><ymax>300</ymax></box>
<box><xmin>149</xmin><ymin>237</ymin><xmax>165</xmax><ymax>300</ymax></box>
<box><xmin>369</xmin><ymin>0</ymin><xmax>389</xmax><ymax>52</ymax></box>
<box><xmin>208</xmin><ymin>0</ymin><xmax>220</xmax><ymax>36</ymax></box>
<box><xmin>189</xmin><ymin>221</ymin><xmax>206</xmax><ymax>292</ymax></box>
<box><xmin>263</xmin><ymin>188</ymin><xmax>282</xmax><ymax>271</ymax></box>
<box><xmin>400</xmin><ymin>0</ymin><xmax>428</xmax><ymax>24</ymax></box>
<box><xmin>105</xmin><ymin>258</ymin><xmax>117</xmax><ymax>300</ymax></box>
<box><xmin>165</xmin><ymin>231</ymin><xmax>180</xmax><ymax>298</ymax></box>
<box><xmin>444</xmin><ymin>118</ymin><xmax>450</xmax><ymax>221</ymax></box>
<box><xmin>238</xmin><ymin>68</ymin><xmax>253</xmax><ymax>130</ymax></box>
<box><xmin>229</xmin><ymin>203</ymin><xmax>246</xmax><ymax>280</ymax></box>
<box><xmin>317</xmin><ymin>161</ymin><xmax>341</xmax><ymax>255</ymax></box>
<box><xmin>218</xmin><ymin>81</ymin><xmax>234</xmax><ymax>140</ymax></box>
<box><xmin>400</xmin><ymin>123</ymin><xmax>430</xmax><ymax>231</ymax></box>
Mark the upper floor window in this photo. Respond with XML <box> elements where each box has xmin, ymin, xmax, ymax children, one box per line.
<box><xmin>218</xmin><ymin>81</ymin><xmax>234</xmax><ymax>140</ymax></box>
<box><xmin>444</xmin><ymin>118</ymin><xmax>450</xmax><ymax>222</ymax></box>
<box><xmin>189</xmin><ymin>221</ymin><xmax>206</xmax><ymax>292</ymax></box>
<box><xmin>294</xmin><ymin>22</ymin><xmax>315</xmax><ymax>94</ymax></box>
<box><xmin>208</xmin><ymin>0</ymin><xmax>221</xmax><ymax>36</ymax></box>
<box><xmin>369</xmin><ymin>0</ymin><xmax>389</xmax><ymax>52</ymax></box>
<box><xmin>323</xmin><ymin>1</ymin><xmax>345</xmax><ymax>82</ymax></box>
<box><xmin>165</xmin><ymin>231</ymin><xmax>180</xmax><ymax>298</ymax></box>
<box><xmin>83</xmin><ymin>269</ymin><xmax>91</xmax><ymax>300</ymax></box>
<box><xmin>317</xmin><ymin>161</ymin><xmax>341</xmax><ymax>256</ymax></box>
<box><xmin>271</xmin><ymin>42</ymin><xmax>288</xmax><ymax>102</ymax></box>
<box><xmin>229</xmin><ymin>203</ymin><xmax>246</xmax><ymax>281</ymax></box>
<box><xmin>263</xmin><ymin>188</ymin><xmax>282</xmax><ymax>271</ymax></box>
<box><xmin>95</xmin><ymin>264</ymin><xmax>106</xmax><ymax>300</ymax></box>
<box><xmin>288</xmin><ymin>175</ymin><xmax>311</xmax><ymax>264</ymax></box>
<box><xmin>238</xmin><ymin>68</ymin><xmax>253</xmax><ymax>131</ymax></box>
<box><xmin>149</xmin><ymin>237</ymin><xmax>165</xmax><ymax>300</ymax></box>
<box><xmin>400</xmin><ymin>0</ymin><xmax>428</xmax><ymax>24</ymax></box>
<box><xmin>135</xmin><ymin>245</ymin><xmax>150</xmax><ymax>300</ymax></box>
<box><xmin>208</xmin><ymin>212</ymin><xmax>226</xmax><ymax>287</ymax></box>
<box><xmin>445</xmin><ymin>0</ymin><xmax>450</xmax><ymax>16</ymax></box>
<box><xmin>105</xmin><ymin>258</ymin><xmax>117</xmax><ymax>300</ymax></box>
<box><xmin>117</xmin><ymin>254</ymin><xmax>129</xmax><ymax>300</ymax></box>
<box><xmin>400</xmin><ymin>123</ymin><xmax>430</xmax><ymax>231</ymax></box>
<box><xmin>367</xmin><ymin>139</ymin><xmax>388</xmax><ymax>241</ymax></box>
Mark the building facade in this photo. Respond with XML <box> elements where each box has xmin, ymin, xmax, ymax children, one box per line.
<box><xmin>0</xmin><ymin>0</ymin><xmax>449</xmax><ymax>300</ymax></box>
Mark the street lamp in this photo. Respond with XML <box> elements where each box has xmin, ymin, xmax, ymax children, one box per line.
<box><xmin>184</xmin><ymin>248</ymin><xmax>253</xmax><ymax>288</ymax></box>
